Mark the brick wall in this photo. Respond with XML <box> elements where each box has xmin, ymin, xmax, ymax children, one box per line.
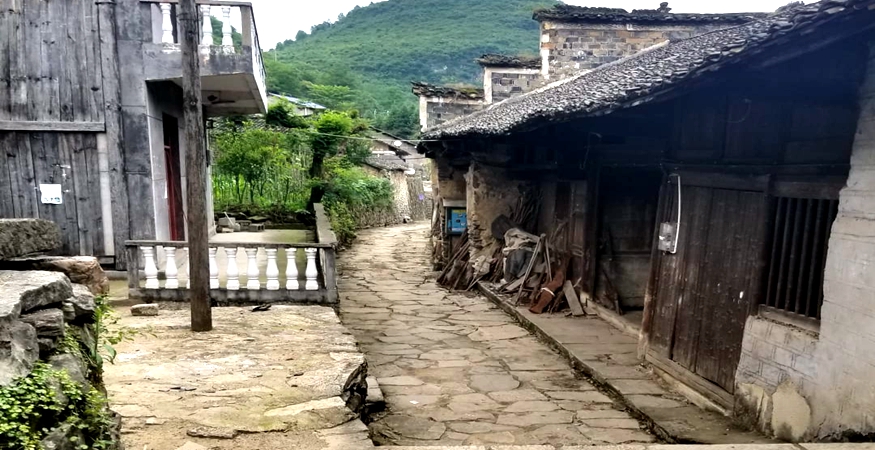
<box><xmin>539</xmin><ymin>21</ymin><xmax>727</xmax><ymax>79</ymax></box>
<box><xmin>812</xmin><ymin>40</ymin><xmax>875</xmax><ymax>440</ymax></box>
<box><xmin>486</xmin><ymin>69</ymin><xmax>542</xmax><ymax>103</ymax></box>
<box><xmin>734</xmin><ymin>316</ymin><xmax>818</xmax><ymax>439</ymax></box>
<box><xmin>420</xmin><ymin>97</ymin><xmax>486</xmax><ymax>131</ymax></box>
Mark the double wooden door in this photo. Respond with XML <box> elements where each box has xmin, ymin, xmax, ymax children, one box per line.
<box><xmin>648</xmin><ymin>178</ymin><xmax>768</xmax><ymax>393</ymax></box>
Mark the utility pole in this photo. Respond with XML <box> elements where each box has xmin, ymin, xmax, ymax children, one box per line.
<box><xmin>179</xmin><ymin>0</ymin><xmax>212</xmax><ymax>331</ymax></box>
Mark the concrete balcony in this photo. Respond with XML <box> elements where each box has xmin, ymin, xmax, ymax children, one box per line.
<box><xmin>141</xmin><ymin>1</ymin><xmax>267</xmax><ymax>116</ymax></box>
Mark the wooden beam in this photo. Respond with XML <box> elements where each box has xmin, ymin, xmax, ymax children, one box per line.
<box><xmin>0</xmin><ymin>121</ymin><xmax>105</xmax><ymax>132</ymax></box>
<box><xmin>180</xmin><ymin>0</ymin><xmax>212</xmax><ymax>332</ymax></box>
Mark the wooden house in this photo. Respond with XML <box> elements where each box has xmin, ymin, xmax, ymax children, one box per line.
<box><xmin>0</xmin><ymin>0</ymin><xmax>268</xmax><ymax>269</ymax></box>
<box><xmin>419</xmin><ymin>0</ymin><xmax>875</xmax><ymax>441</ymax></box>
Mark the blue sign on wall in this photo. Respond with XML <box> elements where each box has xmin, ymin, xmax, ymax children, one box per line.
<box><xmin>447</xmin><ymin>208</ymin><xmax>467</xmax><ymax>235</ymax></box>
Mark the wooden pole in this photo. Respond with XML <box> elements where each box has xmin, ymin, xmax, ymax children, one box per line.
<box><xmin>179</xmin><ymin>0</ymin><xmax>212</xmax><ymax>331</ymax></box>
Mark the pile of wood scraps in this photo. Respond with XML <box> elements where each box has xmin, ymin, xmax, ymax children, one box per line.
<box><xmin>437</xmin><ymin>230</ymin><xmax>472</xmax><ymax>289</ymax></box>
<box><xmin>495</xmin><ymin>233</ymin><xmax>588</xmax><ymax>316</ymax></box>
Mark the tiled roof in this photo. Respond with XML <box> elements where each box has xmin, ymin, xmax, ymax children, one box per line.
<box><xmin>365</xmin><ymin>154</ymin><xmax>410</xmax><ymax>172</ymax></box>
<box><xmin>532</xmin><ymin>3</ymin><xmax>766</xmax><ymax>24</ymax></box>
<box><xmin>411</xmin><ymin>82</ymin><xmax>485</xmax><ymax>100</ymax></box>
<box><xmin>476</xmin><ymin>54</ymin><xmax>541</xmax><ymax>69</ymax></box>
<box><xmin>425</xmin><ymin>0</ymin><xmax>875</xmax><ymax>140</ymax></box>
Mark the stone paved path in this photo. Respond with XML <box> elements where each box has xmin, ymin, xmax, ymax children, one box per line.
<box><xmin>338</xmin><ymin>223</ymin><xmax>655</xmax><ymax>447</ymax></box>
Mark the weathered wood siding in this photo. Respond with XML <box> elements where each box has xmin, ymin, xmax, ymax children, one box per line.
<box><xmin>0</xmin><ymin>0</ymin><xmax>105</xmax><ymax>123</ymax></box>
<box><xmin>0</xmin><ymin>132</ymin><xmax>104</xmax><ymax>256</ymax></box>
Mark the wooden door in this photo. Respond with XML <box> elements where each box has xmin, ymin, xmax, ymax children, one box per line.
<box><xmin>648</xmin><ymin>180</ymin><xmax>768</xmax><ymax>393</ymax></box>
<box><xmin>163</xmin><ymin>115</ymin><xmax>185</xmax><ymax>241</ymax></box>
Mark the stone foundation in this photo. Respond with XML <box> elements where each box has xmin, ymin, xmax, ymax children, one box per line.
<box><xmin>0</xmin><ymin>219</ymin><xmax>120</xmax><ymax>449</ymax></box>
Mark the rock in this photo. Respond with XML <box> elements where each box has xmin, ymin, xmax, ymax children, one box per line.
<box><xmin>38</xmin><ymin>337</ymin><xmax>59</xmax><ymax>355</ymax></box>
<box><xmin>470</xmin><ymin>374</ymin><xmax>520</xmax><ymax>392</ymax></box>
<box><xmin>186</xmin><ymin>426</ymin><xmax>238</xmax><ymax>439</ymax></box>
<box><xmin>371</xmin><ymin>414</ymin><xmax>446</xmax><ymax>440</ymax></box>
<box><xmin>131</xmin><ymin>304</ymin><xmax>159</xmax><ymax>316</ymax></box>
<box><xmin>49</xmin><ymin>353</ymin><xmax>89</xmax><ymax>387</ymax></box>
<box><xmin>0</xmin><ymin>219</ymin><xmax>61</xmax><ymax>260</ymax></box>
<box><xmin>0</xmin><ymin>321</ymin><xmax>38</xmax><ymax>386</ymax></box>
<box><xmin>175</xmin><ymin>442</ymin><xmax>208</xmax><ymax>450</ymax></box>
<box><xmin>40</xmin><ymin>423</ymin><xmax>83</xmax><ymax>450</ymax></box>
<box><xmin>63</xmin><ymin>284</ymin><xmax>97</xmax><ymax>324</ymax></box>
<box><xmin>0</xmin><ymin>271</ymin><xmax>73</xmax><ymax>320</ymax></box>
<box><xmin>0</xmin><ymin>256</ymin><xmax>109</xmax><ymax>295</ymax></box>
<box><xmin>20</xmin><ymin>308</ymin><xmax>65</xmax><ymax>338</ymax></box>
<box><xmin>263</xmin><ymin>396</ymin><xmax>356</xmax><ymax>430</ymax></box>
<box><xmin>467</xmin><ymin>324</ymin><xmax>529</xmax><ymax>341</ymax></box>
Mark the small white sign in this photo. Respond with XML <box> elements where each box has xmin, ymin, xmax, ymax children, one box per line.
<box><xmin>40</xmin><ymin>184</ymin><xmax>63</xmax><ymax>205</ymax></box>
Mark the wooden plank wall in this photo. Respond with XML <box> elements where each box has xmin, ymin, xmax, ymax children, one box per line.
<box><xmin>0</xmin><ymin>132</ymin><xmax>104</xmax><ymax>256</ymax></box>
<box><xmin>0</xmin><ymin>0</ymin><xmax>105</xmax><ymax>123</ymax></box>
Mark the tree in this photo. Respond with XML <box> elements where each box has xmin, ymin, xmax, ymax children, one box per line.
<box><xmin>295</xmin><ymin>30</ymin><xmax>308</xmax><ymax>41</ymax></box>
<box><xmin>304</xmin><ymin>82</ymin><xmax>356</xmax><ymax>111</ymax></box>
<box><xmin>306</xmin><ymin>111</ymin><xmax>370</xmax><ymax>207</ymax></box>
<box><xmin>375</xmin><ymin>103</ymin><xmax>419</xmax><ymax>139</ymax></box>
<box><xmin>214</xmin><ymin>129</ymin><xmax>286</xmax><ymax>204</ymax></box>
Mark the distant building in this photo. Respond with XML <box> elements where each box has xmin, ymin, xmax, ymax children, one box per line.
<box><xmin>268</xmin><ymin>93</ymin><xmax>327</xmax><ymax>116</ymax></box>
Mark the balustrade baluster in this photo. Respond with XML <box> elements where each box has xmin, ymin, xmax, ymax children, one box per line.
<box><xmin>200</xmin><ymin>5</ymin><xmax>213</xmax><ymax>46</ymax></box>
<box><xmin>160</xmin><ymin>3</ymin><xmax>174</xmax><ymax>44</ymax></box>
<box><xmin>266</xmin><ymin>248</ymin><xmax>280</xmax><ymax>290</ymax></box>
<box><xmin>143</xmin><ymin>246</ymin><xmax>160</xmax><ymax>289</ymax></box>
<box><xmin>305</xmin><ymin>248</ymin><xmax>318</xmax><ymax>291</ymax></box>
<box><xmin>184</xmin><ymin>247</ymin><xmax>190</xmax><ymax>289</ymax></box>
<box><xmin>165</xmin><ymin>247</ymin><xmax>179</xmax><ymax>289</ymax></box>
<box><xmin>246</xmin><ymin>248</ymin><xmax>260</xmax><ymax>290</ymax></box>
<box><xmin>209</xmin><ymin>247</ymin><xmax>219</xmax><ymax>289</ymax></box>
<box><xmin>286</xmin><ymin>248</ymin><xmax>299</xmax><ymax>290</ymax></box>
<box><xmin>221</xmin><ymin>6</ymin><xmax>233</xmax><ymax>48</ymax></box>
<box><xmin>225</xmin><ymin>247</ymin><xmax>240</xmax><ymax>290</ymax></box>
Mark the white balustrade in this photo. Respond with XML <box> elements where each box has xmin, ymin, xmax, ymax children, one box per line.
<box><xmin>165</xmin><ymin>247</ymin><xmax>179</xmax><ymax>289</ymax></box>
<box><xmin>133</xmin><ymin>243</ymin><xmax>327</xmax><ymax>296</ymax></box>
<box><xmin>143</xmin><ymin>246</ymin><xmax>160</xmax><ymax>289</ymax></box>
<box><xmin>286</xmin><ymin>248</ymin><xmax>299</xmax><ymax>290</ymax></box>
<box><xmin>245</xmin><ymin>248</ymin><xmax>260</xmax><ymax>290</ymax></box>
<box><xmin>305</xmin><ymin>248</ymin><xmax>319</xmax><ymax>291</ymax></box>
<box><xmin>200</xmin><ymin>5</ymin><xmax>213</xmax><ymax>46</ymax></box>
<box><xmin>209</xmin><ymin>247</ymin><xmax>219</xmax><ymax>289</ymax></box>
<box><xmin>221</xmin><ymin>6</ymin><xmax>233</xmax><ymax>48</ymax></box>
<box><xmin>225</xmin><ymin>247</ymin><xmax>240</xmax><ymax>290</ymax></box>
<box><xmin>265</xmin><ymin>248</ymin><xmax>280</xmax><ymax>291</ymax></box>
<box><xmin>160</xmin><ymin>3</ymin><xmax>174</xmax><ymax>44</ymax></box>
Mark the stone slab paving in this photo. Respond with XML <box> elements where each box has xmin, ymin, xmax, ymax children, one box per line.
<box><xmin>379</xmin><ymin>445</ymin><xmax>875</xmax><ymax>450</ymax></box>
<box><xmin>337</xmin><ymin>224</ymin><xmax>655</xmax><ymax>447</ymax></box>
<box><xmin>103</xmin><ymin>306</ymin><xmax>372</xmax><ymax>450</ymax></box>
<box><xmin>478</xmin><ymin>285</ymin><xmax>771</xmax><ymax>444</ymax></box>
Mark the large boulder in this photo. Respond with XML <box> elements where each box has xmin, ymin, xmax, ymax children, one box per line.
<box><xmin>0</xmin><ymin>271</ymin><xmax>73</xmax><ymax>321</ymax></box>
<box><xmin>0</xmin><ymin>321</ymin><xmax>38</xmax><ymax>386</ymax></box>
<box><xmin>63</xmin><ymin>284</ymin><xmax>97</xmax><ymax>324</ymax></box>
<box><xmin>21</xmin><ymin>308</ymin><xmax>65</xmax><ymax>338</ymax></box>
<box><xmin>0</xmin><ymin>219</ymin><xmax>61</xmax><ymax>260</ymax></box>
<box><xmin>0</xmin><ymin>256</ymin><xmax>109</xmax><ymax>295</ymax></box>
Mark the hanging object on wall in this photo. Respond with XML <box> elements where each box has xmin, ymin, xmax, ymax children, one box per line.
<box><xmin>39</xmin><ymin>184</ymin><xmax>63</xmax><ymax>205</ymax></box>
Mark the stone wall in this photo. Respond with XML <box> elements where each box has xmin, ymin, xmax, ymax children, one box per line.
<box><xmin>539</xmin><ymin>21</ymin><xmax>726</xmax><ymax>80</ymax></box>
<box><xmin>485</xmin><ymin>68</ymin><xmax>542</xmax><ymax>103</ymax></box>
<box><xmin>466</xmin><ymin>162</ymin><xmax>532</xmax><ymax>276</ymax></box>
<box><xmin>0</xmin><ymin>219</ymin><xmax>119</xmax><ymax>448</ymax></box>
<box><xmin>733</xmin><ymin>40</ymin><xmax>875</xmax><ymax>442</ymax></box>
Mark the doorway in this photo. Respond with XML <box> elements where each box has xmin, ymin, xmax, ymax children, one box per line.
<box><xmin>163</xmin><ymin>114</ymin><xmax>185</xmax><ymax>241</ymax></box>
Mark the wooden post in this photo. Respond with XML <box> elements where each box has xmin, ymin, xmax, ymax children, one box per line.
<box><xmin>179</xmin><ymin>0</ymin><xmax>212</xmax><ymax>332</ymax></box>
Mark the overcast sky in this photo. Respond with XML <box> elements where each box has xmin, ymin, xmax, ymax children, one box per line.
<box><xmin>247</xmin><ymin>0</ymin><xmax>802</xmax><ymax>50</ymax></box>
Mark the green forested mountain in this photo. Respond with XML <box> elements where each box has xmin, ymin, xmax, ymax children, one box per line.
<box><xmin>264</xmin><ymin>0</ymin><xmax>558</xmax><ymax>137</ymax></box>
